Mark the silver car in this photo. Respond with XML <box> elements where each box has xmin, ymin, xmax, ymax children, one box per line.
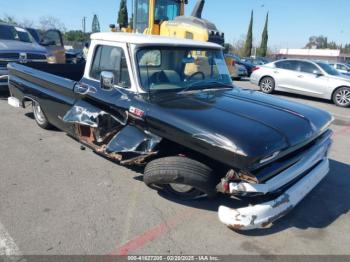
<box><xmin>250</xmin><ymin>59</ymin><xmax>350</xmax><ymax>107</ymax></box>
<box><xmin>330</xmin><ymin>63</ymin><xmax>350</xmax><ymax>76</ymax></box>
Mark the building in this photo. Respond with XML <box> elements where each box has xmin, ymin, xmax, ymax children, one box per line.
<box><xmin>276</xmin><ymin>48</ymin><xmax>350</xmax><ymax>63</ymax></box>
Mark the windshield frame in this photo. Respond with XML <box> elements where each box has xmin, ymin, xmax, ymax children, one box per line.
<box><xmin>135</xmin><ymin>45</ymin><xmax>233</xmax><ymax>94</ymax></box>
<box><xmin>0</xmin><ymin>24</ymin><xmax>34</xmax><ymax>43</ymax></box>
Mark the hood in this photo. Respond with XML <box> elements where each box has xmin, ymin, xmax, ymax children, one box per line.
<box><xmin>329</xmin><ymin>74</ymin><xmax>350</xmax><ymax>82</ymax></box>
<box><xmin>0</xmin><ymin>40</ymin><xmax>47</xmax><ymax>54</ymax></box>
<box><xmin>148</xmin><ymin>88</ymin><xmax>332</xmax><ymax>169</ymax></box>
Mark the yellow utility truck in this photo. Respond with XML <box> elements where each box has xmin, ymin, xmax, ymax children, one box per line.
<box><xmin>115</xmin><ymin>0</ymin><xmax>225</xmax><ymax>46</ymax></box>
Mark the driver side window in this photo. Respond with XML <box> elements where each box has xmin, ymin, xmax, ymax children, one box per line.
<box><xmin>90</xmin><ymin>45</ymin><xmax>131</xmax><ymax>88</ymax></box>
<box><xmin>298</xmin><ymin>61</ymin><xmax>320</xmax><ymax>74</ymax></box>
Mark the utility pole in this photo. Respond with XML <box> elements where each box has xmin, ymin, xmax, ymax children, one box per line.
<box><xmin>82</xmin><ymin>16</ymin><xmax>87</xmax><ymax>34</ymax></box>
<box><xmin>82</xmin><ymin>16</ymin><xmax>87</xmax><ymax>43</ymax></box>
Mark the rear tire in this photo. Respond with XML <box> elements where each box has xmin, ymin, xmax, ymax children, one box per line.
<box><xmin>144</xmin><ymin>157</ymin><xmax>217</xmax><ymax>200</ymax></box>
<box><xmin>32</xmin><ymin>101</ymin><xmax>53</xmax><ymax>130</ymax></box>
<box><xmin>260</xmin><ymin>77</ymin><xmax>275</xmax><ymax>94</ymax></box>
<box><xmin>332</xmin><ymin>87</ymin><xmax>350</xmax><ymax>107</ymax></box>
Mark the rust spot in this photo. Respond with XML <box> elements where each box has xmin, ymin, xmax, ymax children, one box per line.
<box><xmin>261</xmin><ymin>206</ymin><xmax>295</xmax><ymax>228</ymax></box>
<box><xmin>228</xmin><ymin>224</ymin><xmax>245</xmax><ymax>231</ymax></box>
<box><xmin>226</xmin><ymin>169</ymin><xmax>258</xmax><ymax>184</ymax></box>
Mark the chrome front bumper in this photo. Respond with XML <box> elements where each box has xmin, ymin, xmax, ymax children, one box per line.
<box><xmin>218</xmin><ymin>131</ymin><xmax>333</xmax><ymax>231</ymax></box>
<box><xmin>0</xmin><ymin>70</ymin><xmax>8</xmax><ymax>87</ymax></box>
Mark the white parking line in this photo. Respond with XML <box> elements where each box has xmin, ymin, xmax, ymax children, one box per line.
<box><xmin>0</xmin><ymin>221</ymin><xmax>21</xmax><ymax>256</ymax></box>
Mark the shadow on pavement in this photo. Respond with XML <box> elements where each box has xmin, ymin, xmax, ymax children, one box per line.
<box><xmin>152</xmin><ymin>159</ymin><xmax>350</xmax><ymax>234</ymax></box>
<box><xmin>25</xmin><ymin>112</ymin><xmax>35</xmax><ymax>120</ymax></box>
<box><xmin>0</xmin><ymin>90</ymin><xmax>10</xmax><ymax>100</ymax></box>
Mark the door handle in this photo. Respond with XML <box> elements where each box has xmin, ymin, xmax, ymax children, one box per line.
<box><xmin>297</xmin><ymin>75</ymin><xmax>304</xmax><ymax>78</ymax></box>
<box><xmin>74</xmin><ymin>83</ymin><xmax>97</xmax><ymax>95</ymax></box>
<box><xmin>274</xmin><ymin>71</ymin><xmax>279</xmax><ymax>74</ymax></box>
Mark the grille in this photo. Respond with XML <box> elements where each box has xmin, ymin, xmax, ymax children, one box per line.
<box><xmin>27</xmin><ymin>53</ymin><xmax>46</xmax><ymax>60</ymax></box>
<box><xmin>0</xmin><ymin>53</ymin><xmax>19</xmax><ymax>59</ymax></box>
<box><xmin>0</xmin><ymin>52</ymin><xmax>47</xmax><ymax>68</ymax></box>
<box><xmin>0</xmin><ymin>61</ymin><xmax>8</xmax><ymax>68</ymax></box>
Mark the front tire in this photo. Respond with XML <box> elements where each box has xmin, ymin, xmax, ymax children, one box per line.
<box><xmin>333</xmin><ymin>87</ymin><xmax>350</xmax><ymax>107</ymax></box>
<box><xmin>32</xmin><ymin>101</ymin><xmax>52</xmax><ymax>130</ymax></box>
<box><xmin>260</xmin><ymin>77</ymin><xmax>275</xmax><ymax>94</ymax></box>
<box><xmin>144</xmin><ymin>157</ymin><xmax>217</xmax><ymax>200</ymax></box>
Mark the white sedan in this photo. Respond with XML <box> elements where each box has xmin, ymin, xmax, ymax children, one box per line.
<box><xmin>330</xmin><ymin>62</ymin><xmax>350</xmax><ymax>75</ymax></box>
<box><xmin>250</xmin><ymin>59</ymin><xmax>350</xmax><ymax>107</ymax></box>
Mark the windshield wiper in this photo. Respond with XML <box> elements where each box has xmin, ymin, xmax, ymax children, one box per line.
<box><xmin>180</xmin><ymin>80</ymin><xmax>233</xmax><ymax>93</ymax></box>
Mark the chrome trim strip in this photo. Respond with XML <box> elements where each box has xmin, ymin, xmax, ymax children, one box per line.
<box><xmin>229</xmin><ymin>130</ymin><xmax>333</xmax><ymax>195</ymax></box>
<box><xmin>219</xmin><ymin>158</ymin><xmax>330</xmax><ymax>230</ymax></box>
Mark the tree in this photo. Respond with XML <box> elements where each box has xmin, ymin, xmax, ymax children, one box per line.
<box><xmin>39</xmin><ymin>16</ymin><xmax>66</xmax><ymax>32</ymax></box>
<box><xmin>230</xmin><ymin>35</ymin><xmax>246</xmax><ymax>57</ymax></box>
<box><xmin>64</xmin><ymin>30</ymin><xmax>90</xmax><ymax>42</ymax></box>
<box><xmin>92</xmin><ymin>15</ymin><xmax>101</xmax><ymax>33</ymax></box>
<box><xmin>305</xmin><ymin>35</ymin><xmax>328</xmax><ymax>49</ymax></box>
<box><xmin>118</xmin><ymin>0</ymin><xmax>129</xmax><ymax>28</ymax></box>
<box><xmin>18</xmin><ymin>19</ymin><xmax>35</xmax><ymax>28</ymax></box>
<box><xmin>304</xmin><ymin>35</ymin><xmax>347</xmax><ymax>51</ymax></box>
<box><xmin>243</xmin><ymin>10</ymin><xmax>253</xmax><ymax>57</ymax></box>
<box><xmin>2</xmin><ymin>14</ymin><xmax>18</xmax><ymax>25</ymax></box>
<box><xmin>259</xmin><ymin>12</ymin><xmax>269</xmax><ymax>57</ymax></box>
<box><xmin>129</xmin><ymin>15</ymin><xmax>134</xmax><ymax>29</ymax></box>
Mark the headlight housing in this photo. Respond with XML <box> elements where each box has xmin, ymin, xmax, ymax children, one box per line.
<box><xmin>47</xmin><ymin>55</ymin><xmax>57</xmax><ymax>64</ymax></box>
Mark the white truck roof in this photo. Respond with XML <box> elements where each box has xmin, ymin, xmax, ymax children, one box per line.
<box><xmin>91</xmin><ymin>32</ymin><xmax>223</xmax><ymax>49</ymax></box>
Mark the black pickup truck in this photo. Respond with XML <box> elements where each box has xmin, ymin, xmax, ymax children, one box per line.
<box><xmin>7</xmin><ymin>33</ymin><xmax>333</xmax><ymax>231</ymax></box>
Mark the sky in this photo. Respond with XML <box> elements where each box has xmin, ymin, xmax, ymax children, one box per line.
<box><xmin>1</xmin><ymin>0</ymin><xmax>350</xmax><ymax>50</ymax></box>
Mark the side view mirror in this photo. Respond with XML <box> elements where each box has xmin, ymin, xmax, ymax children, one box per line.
<box><xmin>100</xmin><ymin>71</ymin><xmax>115</xmax><ymax>90</ymax></box>
<box><xmin>347</xmin><ymin>69</ymin><xmax>350</xmax><ymax>72</ymax></box>
<box><xmin>74</xmin><ymin>83</ymin><xmax>97</xmax><ymax>96</ymax></box>
<box><xmin>313</xmin><ymin>70</ymin><xmax>323</xmax><ymax>77</ymax></box>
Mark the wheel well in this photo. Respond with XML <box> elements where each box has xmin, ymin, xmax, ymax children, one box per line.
<box><xmin>331</xmin><ymin>86</ymin><xmax>350</xmax><ymax>100</ymax></box>
<box><xmin>21</xmin><ymin>96</ymin><xmax>37</xmax><ymax>108</ymax></box>
<box><xmin>155</xmin><ymin>138</ymin><xmax>229</xmax><ymax>178</ymax></box>
<box><xmin>258</xmin><ymin>75</ymin><xmax>274</xmax><ymax>86</ymax></box>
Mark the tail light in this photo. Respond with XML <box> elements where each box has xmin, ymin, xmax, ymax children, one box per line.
<box><xmin>252</xmin><ymin>66</ymin><xmax>260</xmax><ymax>72</ymax></box>
<box><xmin>232</xmin><ymin>60</ymin><xmax>236</xmax><ymax>66</ymax></box>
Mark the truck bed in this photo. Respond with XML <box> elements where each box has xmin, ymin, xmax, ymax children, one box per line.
<box><xmin>8</xmin><ymin>62</ymin><xmax>85</xmax><ymax>103</ymax></box>
<box><xmin>12</xmin><ymin>62</ymin><xmax>86</xmax><ymax>81</ymax></box>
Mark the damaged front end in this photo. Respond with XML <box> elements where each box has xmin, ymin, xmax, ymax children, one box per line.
<box><xmin>63</xmin><ymin>101</ymin><xmax>161</xmax><ymax>165</ymax></box>
<box><xmin>218</xmin><ymin>130</ymin><xmax>333</xmax><ymax>230</ymax></box>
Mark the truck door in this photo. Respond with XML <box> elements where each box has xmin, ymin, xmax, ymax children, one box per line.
<box><xmin>41</xmin><ymin>30</ymin><xmax>66</xmax><ymax>64</ymax></box>
<box><xmin>66</xmin><ymin>44</ymin><xmax>135</xmax><ymax>145</ymax></box>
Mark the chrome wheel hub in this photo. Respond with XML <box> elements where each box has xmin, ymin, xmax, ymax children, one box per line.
<box><xmin>336</xmin><ymin>89</ymin><xmax>350</xmax><ymax>106</ymax></box>
<box><xmin>169</xmin><ymin>184</ymin><xmax>194</xmax><ymax>193</ymax></box>
<box><xmin>261</xmin><ymin>79</ymin><xmax>273</xmax><ymax>92</ymax></box>
<box><xmin>33</xmin><ymin>102</ymin><xmax>46</xmax><ymax>124</ymax></box>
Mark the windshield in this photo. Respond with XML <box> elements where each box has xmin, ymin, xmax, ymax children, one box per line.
<box><xmin>0</xmin><ymin>24</ymin><xmax>33</xmax><ymax>43</ymax></box>
<box><xmin>137</xmin><ymin>47</ymin><xmax>233</xmax><ymax>93</ymax></box>
<box><xmin>155</xmin><ymin>0</ymin><xmax>180</xmax><ymax>22</ymax></box>
<box><xmin>316</xmin><ymin>62</ymin><xmax>341</xmax><ymax>76</ymax></box>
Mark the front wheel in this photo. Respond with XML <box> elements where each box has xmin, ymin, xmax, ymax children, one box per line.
<box><xmin>32</xmin><ymin>101</ymin><xmax>53</xmax><ymax>130</ymax></box>
<box><xmin>260</xmin><ymin>77</ymin><xmax>275</xmax><ymax>94</ymax></box>
<box><xmin>144</xmin><ymin>157</ymin><xmax>217</xmax><ymax>200</ymax></box>
<box><xmin>333</xmin><ymin>87</ymin><xmax>350</xmax><ymax>107</ymax></box>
